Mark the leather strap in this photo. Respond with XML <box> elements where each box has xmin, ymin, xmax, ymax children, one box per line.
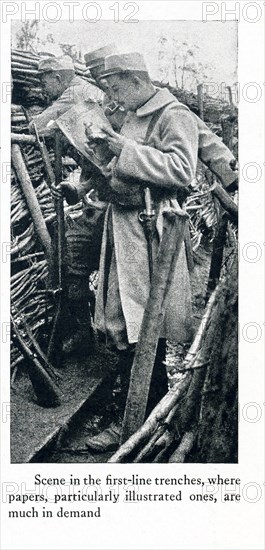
<box><xmin>144</xmin><ymin>102</ymin><xmax>174</xmax><ymax>144</ymax></box>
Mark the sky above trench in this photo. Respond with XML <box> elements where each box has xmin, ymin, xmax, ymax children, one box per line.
<box><xmin>12</xmin><ymin>20</ymin><xmax>237</xmax><ymax>94</ymax></box>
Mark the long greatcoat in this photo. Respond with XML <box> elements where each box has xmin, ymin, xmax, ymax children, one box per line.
<box><xmin>94</xmin><ymin>87</ymin><xmax>199</xmax><ymax>347</ymax></box>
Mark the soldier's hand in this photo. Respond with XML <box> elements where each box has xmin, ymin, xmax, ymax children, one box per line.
<box><xmin>51</xmin><ymin>182</ymin><xmax>78</xmax><ymax>205</ymax></box>
<box><xmin>230</xmin><ymin>158</ymin><xmax>238</xmax><ymax>172</ymax></box>
<box><xmin>100</xmin><ymin>127</ymin><xmax>127</xmax><ymax>156</ymax></box>
<box><xmin>84</xmin><ymin>122</ymin><xmax>106</xmax><ymax>143</ymax></box>
<box><xmin>100</xmin><ymin>158</ymin><xmax>116</xmax><ymax>179</ymax></box>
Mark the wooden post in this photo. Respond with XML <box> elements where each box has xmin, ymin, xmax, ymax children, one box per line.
<box><xmin>197</xmin><ymin>84</ymin><xmax>204</xmax><ymax>120</ymax></box>
<box><xmin>221</xmin><ymin>114</ymin><xmax>235</xmax><ymax>150</ymax></box>
<box><xmin>184</xmin><ymin>224</ymin><xmax>195</xmax><ymax>272</ymax></box>
<box><xmin>121</xmin><ymin>209</ymin><xmax>188</xmax><ymax>444</ymax></box>
<box><xmin>205</xmin><ymin>112</ymin><xmax>236</xmax><ymax>302</ymax></box>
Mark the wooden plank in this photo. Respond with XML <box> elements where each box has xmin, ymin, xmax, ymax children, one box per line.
<box><xmin>121</xmin><ymin>209</ymin><xmax>188</xmax><ymax>444</ymax></box>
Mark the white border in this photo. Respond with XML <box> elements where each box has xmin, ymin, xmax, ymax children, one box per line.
<box><xmin>1</xmin><ymin>2</ymin><xmax>264</xmax><ymax>549</ymax></box>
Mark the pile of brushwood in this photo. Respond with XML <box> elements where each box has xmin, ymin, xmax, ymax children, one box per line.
<box><xmin>11</xmin><ymin>49</ymin><xmax>89</xmax><ymax>375</ymax></box>
<box><xmin>11</xmin><ymin>51</ymin><xmax>238</xmax><ymax>462</ymax></box>
<box><xmin>11</xmin><ymin>130</ymin><xmax>82</xmax><ymax>373</ymax></box>
<box><xmin>109</xmin><ymin>244</ymin><xmax>238</xmax><ymax>463</ymax></box>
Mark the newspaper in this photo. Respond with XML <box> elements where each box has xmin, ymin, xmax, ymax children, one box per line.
<box><xmin>56</xmin><ymin>102</ymin><xmax>113</xmax><ymax>169</ymax></box>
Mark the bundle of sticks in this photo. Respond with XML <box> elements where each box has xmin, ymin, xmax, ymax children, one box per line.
<box><xmin>11</xmin><ymin>164</ymin><xmax>82</xmax><ymax>371</ymax></box>
<box><xmin>12</xmin><ymin>49</ymin><xmax>42</xmax><ymax>88</ymax></box>
<box><xmin>154</xmin><ymin>82</ymin><xmax>237</xmax><ymax>125</ymax></box>
<box><xmin>11</xmin><ymin>98</ymin><xmax>83</xmax><ymax>372</ymax></box>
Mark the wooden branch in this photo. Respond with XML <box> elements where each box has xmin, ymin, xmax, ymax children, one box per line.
<box><xmin>133</xmin><ymin>403</ymin><xmax>179</xmax><ymax>463</ymax></box>
<box><xmin>183</xmin><ymin>286</ymin><xmax>218</xmax><ymax>368</ymax></box>
<box><xmin>108</xmin><ymin>372</ymin><xmax>192</xmax><ymax>463</ymax></box>
<box><xmin>11</xmin><ymin>144</ymin><xmax>52</xmax><ymax>272</ymax></box>
<box><xmin>197</xmin><ymin>255</ymin><xmax>238</xmax><ymax>462</ymax></box>
<box><xmin>212</xmin><ymin>184</ymin><xmax>238</xmax><ymax>222</ymax></box>
<box><xmin>110</xmin><ymin>280</ymin><xmax>221</xmax><ymax>462</ymax></box>
<box><xmin>168</xmin><ymin>431</ymin><xmax>196</xmax><ymax>463</ymax></box>
<box><xmin>221</xmin><ymin>114</ymin><xmax>235</xmax><ymax>150</ymax></box>
<box><xmin>12</xmin><ymin>67</ymin><xmax>38</xmax><ymax>75</ymax></box>
<box><xmin>204</xmin><ymin>111</ymin><xmax>237</xmax><ymax>301</ymax></box>
<box><xmin>178</xmin><ymin>354</ymin><xmax>208</xmax><ymax>433</ymax></box>
<box><xmin>11</xmin><ymin>252</ymin><xmax>45</xmax><ymax>263</ymax></box>
<box><xmin>11</xmin><ymin>133</ymin><xmax>36</xmax><ymax>144</ymax></box>
<box><xmin>152</xmin><ymin>430</ymin><xmax>175</xmax><ymax>463</ymax></box>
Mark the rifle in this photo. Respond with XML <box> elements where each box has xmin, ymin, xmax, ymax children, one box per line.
<box><xmin>205</xmin><ymin>115</ymin><xmax>238</xmax><ymax>303</ymax></box>
<box><xmin>11</xmin><ymin>300</ymin><xmax>62</xmax><ymax>382</ymax></box>
<box><xmin>11</xmin><ymin>314</ymin><xmax>61</xmax><ymax>408</ymax></box>
<box><xmin>23</xmin><ymin>109</ymin><xmax>67</xmax><ymax>363</ymax></box>
<box><xmin>47</xmin><ymin>130</ymin><xmax>66</xmax><ymax>363</ymax></box>
<box><xmin>22</xmin><ymin>107</ymin><xmax>55</xmax><ymax>189</ymax></box>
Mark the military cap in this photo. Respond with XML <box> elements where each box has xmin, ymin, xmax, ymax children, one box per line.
<box><xmin>101</xmin><ymin>52</ymin><xmax>148</xmax><ymax>78</ymax></box>
<box><xmin>38</xmin><ymin>55</ymin><xmax>74</xmax><ymax>74</ymax></box>
<box><xmin>84</xmin><ymin>44</ymin><xmax>117</xmax><ymax>69</ymax></box>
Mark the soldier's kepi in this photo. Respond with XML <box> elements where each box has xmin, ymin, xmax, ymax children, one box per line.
<box><xmin>84</xmin><ymin>43</ymin><xmax>118</xmax><ymax>78</ymax></box>
<box><xmin>84</xmin><ymin>44</ymin><xmax>126</xmax><ymax>130</ymax></box>
<box><xmin>29</xmin><ymin>54</ymin><xmax>99</xmax><ymax>137</ymax></box>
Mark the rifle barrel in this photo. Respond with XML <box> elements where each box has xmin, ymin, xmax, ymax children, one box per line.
<box><xmin>55</xmin><ymin>132</ymin><xmax>65</xmax><ymax>289</ymax></box>
<box><xmin>31</xmin><ymin>121</ymin><xmax>55</xmax><ymax>188</ymax></box>
<box><xmin>47</xmin><ymin>131</ymin><xmax>66</xmax><ymax>362</ymax></box>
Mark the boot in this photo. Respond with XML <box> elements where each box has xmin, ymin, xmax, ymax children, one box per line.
<box><xmin>84</xmin><ymin>422</ymin><xmax>121</xmax><ymax>452</ymax></box>
<box><xmin>85</xmin><ymin>342</ymin><xmax>168</xmax><ymax>452</ymax></box>
<box><xmin>85</xmin><ymin>348</ymin><xmax>133</xmax><ymax>452</ymax></box>
<box><xmin>62</xmin><ymin>292</ymin><xmax>95</xmax><ymax>356</ymax></box>
<box><xmin>62</xmin><ymin>320</ymin><xmax>95</xmax><ymax>356</ymax></box>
